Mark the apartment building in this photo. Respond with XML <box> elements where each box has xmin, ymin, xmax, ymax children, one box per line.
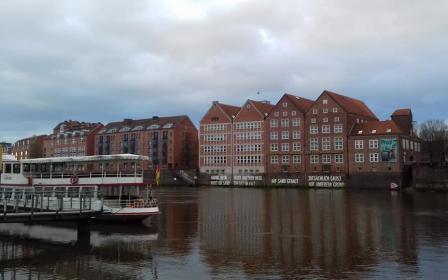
<box><xmin>95</xmin><ymin>115</ymin><xmax>198</xmax><ymax>171</ymax></box>
<box><xmin>12</xmin><ymin>135</ymin><xmax>47</xmax><ymax>160</ymax></box>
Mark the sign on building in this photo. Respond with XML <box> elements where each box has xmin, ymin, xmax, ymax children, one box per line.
<box><xmin>308</xmin><ymin>175</ymin><xmax>345</xmax><ymax>187</ymax></box>
<box><xmin>381</xmin><ymin>139</ymin><xmax>397</xmax><ymax>162</ymax></box>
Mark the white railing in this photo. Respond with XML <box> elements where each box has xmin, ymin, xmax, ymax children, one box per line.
<box><xmin>103</xmin><ymin>198</ymin><xmax>158</xmax><ymax>209</ymax></box>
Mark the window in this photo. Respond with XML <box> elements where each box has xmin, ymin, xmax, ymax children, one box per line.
<box><xmin>311</xmin><ymin>118</ymin><xmax>317</xmax><ymax>124</ymax></box>
<box><xmin>274</xmin><ymin>111</ymin><xmax>279</xmax><ymax>117</ymax></box>
<box><xmin>322</xmin><ymin>154</ymin><xmax>331</xmax><ymax>164</ymax></box>
<box><xmin>291</xmin><ymin>111</ymin><xmax>297</xmax><ymax>116</ymax></box>
<box><xmin>334</xmin><ymin>124</ymin><xmax>343</xmax><ymax>133</ymax></box>
<box><xmin>292</xmin><ymin>118</ymin><xmax>300</xmax><ymax>127</ymax></box>
<box><xmin>335</xmin><ymin>154</ymin><xmax>343</xmax><ymax>164</ymax></box>
<box><xmin>281</xmin><ymin>119</ymin><xmax>289</xmax><ymax>127</ymax></box>
<box><xmin>322</xmin><ymin>137</ymin><xmax>330</xmax><ymax>151</ymax></box>
<box><xmin>312</xmin><ymin>108</ymin><xmax>318</xmax><ymax>114</ymax></box>
<box><xmin>323</xmin><ymin>99</ymin><xmax>328</xmax><ymax>104</ymax></box>
<box><xmin>270</xmin><ymin>132</ymin><xmax>278</xmax><ymax>140</ymax></box>
<box><xmin>311</xmin><ymin>155</ymin><xmax>319</xmax><ymax>164</ymax></box>
<box><xmin>292</xmin><ymin>131</ymin><xmax>301</xmax><ymax>140</ymax></box>
<box><xmin>323</xmin><ymin>108</ymin><xmax>328</xmax><ymax>114</ymax></box>
<box><xmin>293</xmin><ymin>155</ymin><xmax>301</xmax><ymax>164</ymax></box>
<box><xmin>334</xmin><ymin>137</ymin><xmax>343</xmax><ymax>150</ymax></box>
<box><xmin>369</xmin><ymin>139</ymin><xmax>379</xmax><ymax>149</ymax></box>
<box><xmin>281</xmin><ymin>143</ymin><xmax>289</xmax><ymax>152</ymax></box>
<box><xmin>282</xmin><ymin>111</ymin><xmax>288</xmax><ymax>117</ymax></box>
<box><xmin>271</xmin><ymin>143</ymin><xmax>278</xmax><ymax>152</ymax></box>
<box><xmin>292</xmin><ymin>142</ymin><xmax>301</xmax><ymax>152</ymax></box>
<box><xmin>334</xmin><ymin>116</ymin><xmax>340</xmax><ymax>122</ymax></box>
<box><xmin>281</xmin><ymin>131</ymin><xmax>289</xmax><ymax>140</ymax></box>
<box><xmin>333</xmin><ymin>107</ymin><xmax>338</xmax><ymax>113</ymax></box>
<box><xmin>270</xmin><ymin>119</ymin><xmax>278</xmax><ymax>128</ymax></box>
<box><xmin>355</xmin><ymin>140</ymin><xmax>364</xmax><ymax>149</ymax></box>
<box><xmin>271</xmin><ymin>156</ymin><xmax>278</xmax><ymax>164</ymax></box>
<box><xmin>310</xmin><ymin>125</ymin><xmax>318</xmax><ymax>134</ymax></box>
<box><xmin>282</xmin><ymin>102</ymin><xmax>288</xmax><ymax>108</ymax></box>
<box><xmin>323</xmin><ymin>117</ymin><xmax>328</xmax><ymax>123</ymax></box>
<box><xmin>322</xmin><ymin>125</ymin><xmax>330</xmax><ymax>134</ymax></box>
<box><xmin>310</xmin><ymin>138</ymin><xmax>318</xmax><ymax>151</ymax></box>
<box><xmin>282</xmin><ymin>155</ymin><xmax>289</xmax><ymax>164</ymax></box>
<box><xmin>355</xmin><ymin>153</ymin><xmax>364</xmax><ymax>163</ymax></box>
<box><xmin>370</xmin><ymin>153</ymin><xmax>379</xmax><ymax>163</ymax></box>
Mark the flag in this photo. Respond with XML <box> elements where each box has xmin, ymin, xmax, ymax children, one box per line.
<box><xmin>155</xmin><ymin>164</ymin><xmax>161</xmax><ymax>187</ymax></box>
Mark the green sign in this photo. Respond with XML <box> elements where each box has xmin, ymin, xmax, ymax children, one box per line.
<box><xmin>381</xmin><ymin>139</ymin><xmax>397</xmax><ymax>162</ymax></box>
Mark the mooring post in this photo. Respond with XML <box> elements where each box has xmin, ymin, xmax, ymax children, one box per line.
<box><xmin>76</xmin><ymin>218</ymin><xmax>91</xmax><ymax>248</ymax></box>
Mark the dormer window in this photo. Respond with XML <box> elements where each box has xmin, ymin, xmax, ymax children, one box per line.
<box><xmin>358</xmin><ymin>130</ymin><xmax>363</xmax><ymax>135</ymax></box>
<box><xmin>372</xmin><ymin>130</ymin><xmax>377</xmax><ymax>134</ymax></box>
<box><xmin>386</xmin><ymin>128</ymin><xmax>392</xmax><ymax>133</ymax></box>
<box><xmin>163</xmin><ymin>123</ymin><xmax>173</xmax><ymax>129</ymax></box>
<box><xmin>119</xmin><ymin>126</ymin><xmax>131</xmax><ymax>132</ymax></box>
<box><xmin>147</xmin><ymin>124</ymin><xmax>160</xmax><ymax>130</ymax></box>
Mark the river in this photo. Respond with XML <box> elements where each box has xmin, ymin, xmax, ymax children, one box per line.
<box><xmin>1</xmin><ymin>187</ymin><xmax>448</xmax><ymax>279</ymax></box>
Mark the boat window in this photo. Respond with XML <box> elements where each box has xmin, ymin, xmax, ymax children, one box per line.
<box><xmin>5</xmin><ymin>164</ymin><xmax>11</xmax><ymax>174</ymax></box>
<box><xmin>13</xmin><ymin>164</ymin><xmax>20</xmax><ymax>174</ymax></box>
<box><xmin>23</xmin><ymin>164</ymin><xmax>31</xmax><ymax>173</ymax></box>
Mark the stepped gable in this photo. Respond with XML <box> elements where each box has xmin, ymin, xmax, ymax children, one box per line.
<box><xmin>285</xmin><ymin>93</ymin><xmax>314</xmax><ymax>113</ymax></box>
<box><xmin>350</xmin><ymin>120</ymin><xmax>402</xmax><ymax>136</ymax></box>
<box><xmin>324</xmin><ymin>90</ymin><xmax>378</xmax><ymax>120</ymax></box>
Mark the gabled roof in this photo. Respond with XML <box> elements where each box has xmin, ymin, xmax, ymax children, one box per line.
<box><xmin>285</xmin><ymin>93</ymin><xmax>314</xmax><ymax>113</ymax></box>
<box><xmin>99</xmin><ymin>115</ymin><xmax>189</xmax><ymax>134</ymax></box>
<box><xmin>323</xmin><ymin>90</ymin><xmax>378</xmax><ymax>120</ymax></box>
<box><xmin>218</xmin><ymin>103</ymin><xmax>241</xmax><ymax>118</ymax></box>
<box><xmin>350</xmin><ymin>120</ymin><xmax>402</xmax><ymax>136</ymax></box>
<box><xmin>249</xmin><ymin>100</ymin><xmax>274</xmax><ymax>116</ymax></box>
<box><xmin>392</xmin><ymin>108</ymin><xmax>412</xmax><ymax>117</ymax></box>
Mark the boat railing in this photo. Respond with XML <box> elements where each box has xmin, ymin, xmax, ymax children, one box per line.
<box><xmin>23</xmin><ymin>171</ymin><xmax>144</xmax><ymax>179</ymax></box>
<box><xmin>103</xmin><ymin>198</ymin><xmax>158</xmax><ymax>209</ymax></box>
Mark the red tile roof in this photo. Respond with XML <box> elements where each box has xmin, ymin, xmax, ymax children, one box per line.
<box><xmin>324</xmin><ymin>90</ymin><xmax>378</xmax><ymax>120</ymax></box>
<box><xmin>350</xmin><ymin>120</ymin><xmax>402</xmax><ymax>136</ymax></box>
<box><xmin>218</xmin><ymin>103</ymin><xmax>241</xmax><ymax>118</ymax></box>
<box><xmin>250</xmin><ymin>100</ymin><xmax>274</xmax><ymax>116</ymax></box>
<box><xmin>285</xmin><ymin>93</ymin><xmax>314</xmax><ymax>113</ymax></box>
<box><xmin>392</xmin><ymin>108</ymin><xmax>412</xmax><ymax>117</ymax></box>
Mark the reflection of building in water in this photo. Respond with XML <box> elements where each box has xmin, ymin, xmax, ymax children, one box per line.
<box><xmin>199</xmin><ymin>190</ymin><xmax>418</xmax><ymax>278</ymax></box>
<box><xmin>157</xmin><ymin>191</ymin><xmax>199</xmax><ymax>256</ymax></box>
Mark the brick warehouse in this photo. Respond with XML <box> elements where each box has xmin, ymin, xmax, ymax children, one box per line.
<box><xmin>199</xmin><ymin>90</ymin><xmax>421</xmax><ymax>188</ymax></box>
<box><xmin>95</xmin><ymin>115</ymin><xmax>198</xmax><ymax>173</ymax></box>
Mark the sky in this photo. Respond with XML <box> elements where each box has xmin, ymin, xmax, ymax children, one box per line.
<box><xmin>0</xmin><ymin>0</ymin><xmax>447</xmax><ymax>143</ymax></box>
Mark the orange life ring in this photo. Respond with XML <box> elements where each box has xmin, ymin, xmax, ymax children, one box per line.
<box><xmin>70</xmin><ymin>175</ymin><xmax>79</xmax><ymax>185</ymax></box>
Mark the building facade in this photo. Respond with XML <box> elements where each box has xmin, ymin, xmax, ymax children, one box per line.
<box><xmin>46</xmin><ymin>120</ymin><xmax>103</xmax><ymax>158</ymax></box>
<box><xmin>199</xmin><ymin>102</ymin><xmax>241</xmax><ymax>175</ymax></box>
<box><xmin>12</xmin><ymin>135</ymin><xmax>47</xmax><ymax>160</ymax></box>
<box><xmin>95</xmin><ymin>115</ymin><xmax>198</xmax><ymax>171</ymax></box>
<box><xmin>265</xmin><ymin>94</ymin><xmax>313</xmax><ymax>177</ymax></box>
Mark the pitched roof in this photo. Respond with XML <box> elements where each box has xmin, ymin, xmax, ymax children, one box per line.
<box><xmin>350</xmin><ymin>120</ymin><xmax>402</xmax><ymax>136</ymax></box>
<box><xmin>392</xmin><ymin>108</ymin><xmax>412</xmax><ymax>117</ymax></box>
<box><xmin>99</xmin><ymin>115</ymin><xmax>189</xmax><ymax>134</ymax></box>
<box><xmin>218</xmin><ymin>103</ymin><xmax>241</xmax><ymax>118</ymax></box>
<box><xmin>249</xmin><ymin>100</ymin><xmax>274</xmax><ymax>116</ymax></box>
<box><xmin>324</xmin><ymin>90</ymin><xmax>378</xmax><ymax>120</ymax></box>
<box><xmin>285</xmin><ymin>93</ymin><xmax>314</xmax><ymax>113</ymax></box>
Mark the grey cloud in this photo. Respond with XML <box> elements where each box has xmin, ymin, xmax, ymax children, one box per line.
<box><xmin>0</xmin><ymin>0</ymin><xmax>447</xmax><ymax>143</ymax></box>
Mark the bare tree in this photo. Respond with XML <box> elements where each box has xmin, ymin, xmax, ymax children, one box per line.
<box><xmin>418</xmin><ymin>119</ymin><xmax>448</xmax><ymax>164</ymax></box>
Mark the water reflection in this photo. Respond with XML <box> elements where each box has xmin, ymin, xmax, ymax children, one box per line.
<box><xmin>1</xmin><ymin>187</ymin><xmax>448</xmax><ymax>279</ymax></box>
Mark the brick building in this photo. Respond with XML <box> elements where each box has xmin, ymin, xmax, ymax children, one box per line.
<box><xmin>45</xmin><ymin>120</ymin><xmax>103</xmax><ymax>158</ymax></box>
<box><xmin>348</xmin><ymin>110</ymin><xmax>420</xmax><ymax>174</ymax></box>
<box><xmin>0</xmin><ymin>142</ymin><xmax>12</xmax><ymax>154</ymax></box>
<box><xmin>304</xmin><ymin>90</ymin><xmax>379</xmax><ymax>175</ymax></box>
<box><xmin>12</xmin><ymin>135</ymin><xmax>47</xmax><ymax>160</ymax></box>
<box><xmin>265</xmin><ymin>94</ymin><xmax>313</xmax><ymax>177</ymax></box>
<box><xmin>232</xmin><ymin>100</ymin><xmax>274</xmax><ymax>175</ymax></box>
<box><xmin>199</xmin><ymin>101</ymin><xmax>241</xmax><ymax>175</ymax></box>
<box><xmin>95</xmin><ymin>115</ymin><xmax>198</xmax><ymax>171</ymax></box>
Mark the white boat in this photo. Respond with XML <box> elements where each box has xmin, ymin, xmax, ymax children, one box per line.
<box><xmin>0</xmin><ymin>154</ymin><xmax>160</xmax><ymax>221</ymax></box>
<box><xmin>390</xmin><ymin>182</ymin><xmax>400</xmax><ymax>191</ymax></box>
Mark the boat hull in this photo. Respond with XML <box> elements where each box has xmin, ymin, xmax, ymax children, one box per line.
<box><xmin>97</xmin><ymin>207</ymin><xmax>160</xmax><ymax>222</ymax></box>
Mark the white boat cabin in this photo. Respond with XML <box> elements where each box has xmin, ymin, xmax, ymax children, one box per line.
<box><xmin>1</xmin><ymin>154</ymin><xmax>149</xmax><ymax>187</ymax></box>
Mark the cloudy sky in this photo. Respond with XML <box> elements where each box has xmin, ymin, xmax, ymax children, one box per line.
<box><xmin>1</xmin><ymin>0</ymin><xmax>447</xmax><ymax>142</ymax></box>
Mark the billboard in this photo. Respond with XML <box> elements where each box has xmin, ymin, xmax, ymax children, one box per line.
<box><xmin>381</xmin><ymin>139</ymin><xmax>397</xmax><ymax>162</ymax></box>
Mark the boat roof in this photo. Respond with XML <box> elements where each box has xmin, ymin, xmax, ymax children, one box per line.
<box><xmin>21</xmin><ymin>154</ymin><xmax>150</xmax><ymax>164</ymax></box>
<box><xmin>1</xmin><ymin>154</ymin><xmax>18</xmax><ymax>162</ymax></box>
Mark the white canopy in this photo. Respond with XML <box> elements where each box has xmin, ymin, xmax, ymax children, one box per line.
<box><xmin>21</xmin><ymin>154</ymin><xmax>150</xmax><ymax>164</ymax></box>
